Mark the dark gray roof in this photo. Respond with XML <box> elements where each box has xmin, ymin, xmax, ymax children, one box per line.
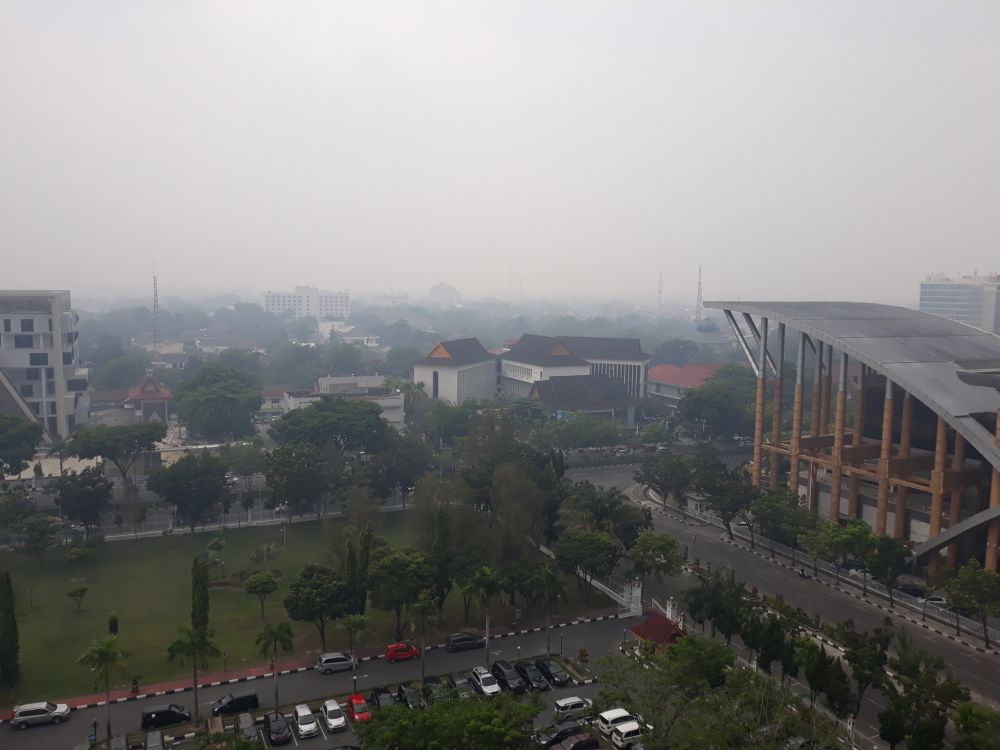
<box><xmin>530</xmin><ymin>374</ymin><xmax>634</xmax><ymax>411</ymax></box>
<box><xmin>504</xmin><ymin>334</ymin><xmax>589</xmax><ymax>367</ymax></box>
<box><xmin>504</xmin><ymin>333</ymin><xmax>648</xmax><ymax>366</ymax></box>
<box><xmin>706</xmin><ymin>301</ymin><xmax>1000</xmax><ymax>471</ymax></box>
<box><xmin>414</xmin><ymin>338</ymin><xmax>494</xmax><ymax>368</ymax></box>
<box><xmin>557</xmin><ymin>335</ymin><xmax>650</xmax><ymax>362</ymax></box>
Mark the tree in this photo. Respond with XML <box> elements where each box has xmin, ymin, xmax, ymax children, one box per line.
<box><xmin>365</xmin><ymin>433</ymin><xmax>432</xmax><ymax>500</ymax></box>
<box><xmin>0</xmin><ymin>571</ymin><xmax>19</xmax><ymax>686</ymax></box>
<box><xmin>705</xmin><ymin>470</ymin><xmax>760</xmax><ymax>546</ymax></box>
<box><xmin>256</xmin><ymin>621</ymin><xmax>294</xmax><ymax>709</ymax></box>
<box><xmin>675</xmin><ymin>365</ymin><xmax>756</xmax><ymax>439</ymax></box>
<box><xmin>635</xmin><ymin>453</ymin><xmax>692</xmax><ymax>507</ymax></box>
<box><xmin>220</xmin><ymin>441</ymin><xmax>264</xmax><ymax>511</ymax></box>
<box><xmin>823</xmin><ymin>658</ymin><xmax>853</xmax><ymax>718</ymax></box>
<box><xmin>559</xmin><ymin>480</ymin><xmax>651</xmax><ymax>549</ymax></box>
<box><xmin>18</xmin><ymin>514</ymin><xmax>58</xmax><ymax>562</ymax></box>
<box><xmin>531</xmin><ymin>562</ymin><xmax>566</xmax><ymax>656</ymax></box>
<box><xmin>245</xmin><ymin>572</ymin><xmax>279</xmax><ymax>619</ymax></box>
<box><xmin>191</xmin><ymin>557</ymin><xmax>211</xmax><ymax>635</ymax></box>
<box><xmin>167</xmin><ymin>626</ymin><xmax>220</xmax><ymax>722</ymax></box>
<box><xmin>283</xmin><ymin>565</ymin><xmax>350</xmax><ymax>649</ymax></box>
<box><xmin>78</xmin><ymin>635</ymin><xmax>130</xmax><ymax>741</ymax></box>
<box><xmin>270</xmin><ymin>396</ymin><xmax>392</xmax><ymax>452</ymax></box>
<box><xmin>0</xmin><ymin>415</ymin><xmax>43</xmax><ymax>478</ymax></box>
<box><xmin>342</xmin><ymin>523</ymin><xmax>376</xmax><ymax>615</ymax></box>
<box><xmin>428</xmin><ymin>508</ymin><xmax>453</xmax><ymax>611</ymax></box>
<box><xmin>832</xmin><ymin>518</ymin><xmax>875</xmax><ymax>595</ymax></box>
<box><xmin>173</xmin><ymin>364</ymin><xmax>261</xmax><ymax>440</ymax></box>
<box><xmin>339</xmin><ymin>614</ymin><xmax>368</xmax><ymax>664</ymax></box>
<box><xmin>751</xmin><ymin>489</ymin><xmax>801</xmax><ymax>558</ymax></box>
<box><xmin>148</xmin><ymin>452</ymin><xmax>228</xmax><ymax>533</ymax></box>
<box><xmin>54</xmin><ymin>466</ymin><xmax>112</xmax><ymax>537</ymax></box>
<box><xmin>954</xmin><ymin>701</ymin><xmax>1000</xmax><ymax>750</ymax></box>
<box><xmin>264</xmin><ymin>442</ymin><xmax>327</xmax><ymax>520</ymax></box>
<box><xmin>628</xmin><ymin>530</ymin><xmax>683</xmax><ymax>595</ymax></box>
<box><xmin>554</xmin><ymin>529</ymin><xmax>620</xmax><ymax>602</ymax></box>
<box><xmin>491</xmin><ymin>464</ymin><xmax>546</xmax><ymax>556</ymax></box>
<box><xmin>932</xmin><ymin>559</ymin><xmax>1000</xmax><ymax>649</ymax></box>
<box><xmin>866</xmin><ymin>535</ymin><xmax>911</xmax><ymax>609</ymax></box>
<box><xmin>837</xmin><ymin>619</ymin><xmax>891</xmax><ymax>719</ymax></box>
<box><xmin>651</xmin><ymin>338</ymin><xmax>699</xmax><ymax>366</ymax></box>
<box><xmin>368</xmin><ymin>550</ymin><xmax>433</xmax><ymax>640</ymax></box>
<box><xmin>67</xmin><ymin>586</ymin><xmax>89</xmax><ymax>611</ymax></box>
<box><xmin>408</xmin><ymin>594</ymin><xmax>440</xmax><ymax>683</ymax></box>
<box><xmin>795</xmin><ymin>638</ymin><xmax>833</xmax><ymax>707</ymax></box>
<box><xmin>533</xmin><ymin>414</ymin><xmax>623</xmax><ymax>450</ymax></box>
<box><xmin>470</xmin><ymin>566</ymin><xmax>501</xmax><ymax>666</ymax></box>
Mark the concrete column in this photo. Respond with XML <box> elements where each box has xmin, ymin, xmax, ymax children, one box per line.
<box><xmin>927</xmin><ymin>416</ymin><xmax>949</xmax><ymax>572</ymax></box>
<box><xmin>893</xmin><ymin>394</ymin><xmax>913</xmax><ymax>540</ymax></box>
<box><xmin>986</xmin><ymin>410</ymin><xmax>1000</xmax><ymax>571</ymax></box>
<box><xmin>946</xmin><ymin>433</ymin><xmax>966</xmax><ymax>570</ymax></box>
<box><xmin>789</xmin><ymin>332</ymin><xmax>806</xmax><ymax>493</ymax></box>
<box><xmin>875</xmin><ymin>378</ymin><xmax>894</xmax><ymax>536</ymax></box>
<box><xmin>820</xmin><ymin>344</ymin><xmax>832</xmax><ymax>433</ymax></box>
<box><xmin>769</xmin><ymin>323</ymin><xmax>786</xmax><ymax>492</ymax></box>
<box><xmin>810</xmin><ymin>342</ymin><xmax>823</xmax><ymax>438</ymax></box>
<box><xmin>829</xmin><ymin>352</ymin><xmax>848</xmax><ymax>523</ymax></box>
<box><xmin>847</xmin><ymin>366</ymin><xmax>865</xmax><ymax>518</ymax></box>
<box><xmin>751</xmin><ymin>318</ymin><xmax>768</xmax><ymax>488</ymax></box>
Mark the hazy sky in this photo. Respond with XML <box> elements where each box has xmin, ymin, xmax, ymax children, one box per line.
<box><xmin>2</xmin><ymin>2</ymin><xmax>998</xmax><ymax>306</ymax></box>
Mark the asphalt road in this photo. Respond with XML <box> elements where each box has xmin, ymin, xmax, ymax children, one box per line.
<box><xmin>8</xmin><ymin>618</ymin><xmax>628</xmax><ymax>750</ymax></box>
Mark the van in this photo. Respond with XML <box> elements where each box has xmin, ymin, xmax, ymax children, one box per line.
<box><xmin>597</xmin><ymin>708</ymin><xmax>635</xmax><ymax>736</ymax></box>
<box><xmin>611</xmin><ymin>720</ymin><xmax>644</xmax><ymax>749</ymax></box>
<box><xmin>210</xmin><ymin>691</ymin><xmax>260</xmax><ymax>716</ymax></box>
<box><xmin>140</xmin><ymin>704</ymin><xmax>191</xmax><ymax>730</ymax></box>
<box><xmin>445</xmin><ymin>632</ymin><xmax>485</xmax><ymax>652</ymax></box>
<box><xmin>553</xmin><ymin>697</ymin><xmax>593</xmax><ymax>722</ymax></box>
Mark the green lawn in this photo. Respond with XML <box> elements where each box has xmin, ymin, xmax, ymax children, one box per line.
<box><xmin>0</xmin><ymin>515</ymin><xmax>613</xmax><ymax>705</ymax></box>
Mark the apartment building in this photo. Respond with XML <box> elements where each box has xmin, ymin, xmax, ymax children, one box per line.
<box><xmin>264</xmin><ymin>286</ymin><xmax>350</xmax><ymax>320</ymax></box>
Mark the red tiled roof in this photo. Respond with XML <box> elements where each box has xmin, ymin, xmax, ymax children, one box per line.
<box><xmin>629</xmin><ymin>609</ymin><xmax>684</xmax><ymax>647</ymax></box>
<box><xmin>127</xmin><ymin>374</ymin><xmax>171</xmax><ymax>401</ymax></box>
<box><xmin>647</xmin><ymin>364</ymin><xmax>723</xmax><ymax>389</ymax></box>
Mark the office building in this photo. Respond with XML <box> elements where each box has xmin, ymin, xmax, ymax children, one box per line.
<box><xmin>919</xmin><ymin>274</ymin><xmax>1000</xmax><ymax>334</ymax></box>
<box><xmin>264</xmin><ymin>286</ymin><xmax>350</xmax><ymax>320</ymax></box>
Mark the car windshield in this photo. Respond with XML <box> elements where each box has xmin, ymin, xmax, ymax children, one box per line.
<box><xmin>45</xmin><ymin>703</ymin><xmax>57</xmax><ymax>711</ymax></box>
<box><xmin>328</xmin><ymin>707</ymin><xmax>343</xmax><ymax>718</ymax></box>
<box><xmin>481</xmin><ymin>675</ymin><xmax>497</xmax><ymax>686</ymax></box>
<box><xmin>354</xmin><ymin>700</ymin><xmax>369</xmax><ymax>712</ymax></box>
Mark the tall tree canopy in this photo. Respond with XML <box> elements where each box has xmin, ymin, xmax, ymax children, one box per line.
<box><xmin>269</xmin><ymin>396</ymin><xmax>392</xmax><ymax>452</ymax></box>
<box><xmin>0</xmin><ymin>415</ymin><xmax>43</xmax><ymax>478</ymax></box>
<box><xmin>173</xmin><ymin>364</ymin><xmax>262</xmax><ymax>440</ymax></box>
<box><xmin>54</xmin><ymin>466</ymin><xmax>113</xmax><ymax>535</ymax></box>
<box><xmin>147</xmin><ymin>452</ymin><xmax>228</xmax><ymax>532</ymax></box>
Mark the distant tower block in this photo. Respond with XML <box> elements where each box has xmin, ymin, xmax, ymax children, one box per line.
<box><xmin>657</xmin><ymin>271</ymin><xmax>663</xmax><ymax>312</ymax></box>
<box><xmin>696</xmin><ymin>265</ymin><xmax>704</xmax><ymax>323</ymax></box>
<box><xmin>152</xmin><ymin>270</ymin><xmax>161</xmax><ymax>356</ymax></box>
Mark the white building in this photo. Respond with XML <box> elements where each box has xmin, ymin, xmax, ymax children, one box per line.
<box><xmin>0</xmin><ymin>290</ymin><xmax>90</xmax><ymax>439</ymax></box>
<box><xmin>413</xmin><ymin>338</ymin><xmax>496</xmax><ymax>404</ymax></box>
<box><xmin>263</xmin><ymin>375</ymin><xmax>405</xmax><ymax>431</ymax></box>
<box><xmin>264</xmin><ymin>286</ymin><xmax>350</xmax><ymax>320</ymax></box>
<box><xmin>919</xmin><ymin>273</ymin><xmax>1000</xmax><ymax>334</ymax></box>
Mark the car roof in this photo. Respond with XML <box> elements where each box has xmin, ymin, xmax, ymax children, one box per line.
<box><xmin>472</xmin><ymin>665</ymin><xmax>490</xmax><ymax>674</ymax></box>
<box><xmin>320</xmin><ymin>651</ymin><xmax>349</xmax><ymax>658</ymax></box>
<box><xmin>294</xmin><ymin>704</ymin><xmax>312</xmax><ymax>714</ymax></box>
<box><xmin>324</xmin><ymin>699</ymin><xmax>341</xmax><ymax>709</ymax></box>
<box><xmin>600</xmin><ymin>708</ymin><xmax>632</xmax><ymax>719</ymax></box>
<box><xmin>555</xmin><ymin>697</ymin><xmax>586</xmax><ymax>706</ymax></box>
<box><xmin>614</xmin><ymin>721</ymin><xmax>642</xmax><ymax>733</ymax></box>
<box><xmin>14</xmin><ymin>702</ymin><xmax>51</xmax><ymax>711</ymax></box>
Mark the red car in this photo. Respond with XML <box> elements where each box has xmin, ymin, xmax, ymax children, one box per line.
<box><xmin>345</xmin><ymin>693</ymin><xmax>372</xmax><ymax>723</ymax></box>
<box><xmin>385</xmin><ymin>642</ymin><xmax>421</xmax><ymax>663</ymax></box>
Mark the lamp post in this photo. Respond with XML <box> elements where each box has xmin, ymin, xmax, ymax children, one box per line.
<box><xmin>559</xmin><ymin>632</ymin><xmax>564</xmax><ymax>658</ymax></box>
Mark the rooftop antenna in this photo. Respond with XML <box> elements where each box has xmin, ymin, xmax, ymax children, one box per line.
<box><xmin>696</xmin><ymin>265</ymin><xmax>704</xmax><ymax>322</ymax></box>
<box><xmin>152</xmin><ymin>267</ymin><xmax>161</xmax><ymax>357</ymax></box>
<box><xmin>657</xmin><ymin>271</ymin><xmax>663</xmax><ymax>312</ymax></box>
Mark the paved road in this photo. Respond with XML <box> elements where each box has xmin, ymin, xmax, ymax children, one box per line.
<box><xmin>10</xmin><ymin>618</ymin><xmax>628</xmax><ymax>750</ymax></box>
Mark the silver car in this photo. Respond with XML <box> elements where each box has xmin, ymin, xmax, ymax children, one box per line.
<box><xmin>11</xmin><ymin>702</ymin><xmax>71</xmax><ymax>729</ymax></box>
<box><xmin>315</xmin><ymin>651</ymin><xmax>355</xmax><ymax>674</ymax></box>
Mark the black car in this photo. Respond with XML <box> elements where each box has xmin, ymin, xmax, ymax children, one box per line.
<box><xmin>491</xmin><ymin>660</ymin><xmax>527</xmax><ymax>693</ymax></box>
<box><xmin>515</xmin><ymin>661</ymin><xmax>549</xmax><ymax>691</ymax></box>
<box><xmin>445</xmin><ymin>632</ymin><xmax>485</xmax><ymax>652</ymax></box>
<box><xmin>210</xmin><ymin>691</ymin><xmax>260</xmax><ymax>716</ymax></box>
<box><xmin>264</xmin><ymin>712</ymin><xmax>292</xmax><ymax>745</ymax></box>
<box><xmin>140</xmin><ymin>704</ymin><xmax>191</xmax><ymax>730</ymax></box>
<box><xmin>370</xmin><ymin>686</ymin><xmax>397</xmax><ymax>709</ymax></box>
<box><xmin>535</xmin><ymin>721</ymin><xmax>584</xmax><ymax>748</ymax></box>
<box><xmin>535</xmin><ymin>658</ymin><xmax>571</xmax><ymax>687</ymax></box>
<box><xmin>447</xmin><ymin>675</ymin><xmax>476</xmax><ymax>700</ymax></box>
<box><xmin>396</xmin><ymin>681</ymin><xmax>426</xmax><ymax>709</ymax></box>
<box><xmin>422</xmin><ymin>675</ymin><xmax>449</xmax><ymax>703</ymax></box>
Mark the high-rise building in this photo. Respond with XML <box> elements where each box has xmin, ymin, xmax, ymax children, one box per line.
<box><xmin>0</xmin><ymin>290</ymin><xmax>89</xmax><ymax>439</ymax></box>
<box><xmin>263</xmin><ymin>286</ymin><xmax>350</xmax><ymax>320</ymax></box>
<box><xmin>919</xmin><ymin>273</ymin><xmax>1000</xmax><ymax>334</ymax></box>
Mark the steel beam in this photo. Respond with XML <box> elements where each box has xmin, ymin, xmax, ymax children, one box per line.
<box><xmin>751</xmin><ymin>317</ymin><xmax>768</xmax><ymax>487</ymax></box>
<box><xmin>789</xmin><ymin>331</ymin><xmax>806</xmax><ymax>494</ymax></box>
<box><xmin>742</xmin><ymin>313</ymin><xmax>778</xmax><ymax>376</ymax></box>
<box><xmin>769</xmin><ymin>323</ymin><xmax>786</xmax><ymax>491</ymax></box>
<box><xmin>724</xmin><ymin>309</ymin><xmax>759</xmax><ymax>378</ymax></box>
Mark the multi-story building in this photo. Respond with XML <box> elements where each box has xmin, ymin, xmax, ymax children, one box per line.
<box><xmin>647</xmin><ymin>363</ymin><xmax>723</xmax><ymax>414</ymax></box>
<box><xmin>918</xmin><ymin>273</ymin><xmax>1000</xmax><ymax>334</ymax></box>
<box><xmin>260</xmin><ymin>375</ymin><xmax>405</xmax><ymax>430</ymax></box>
<box><xmin>413</xmin><ymin>339</ymin><xmax>496</xmax><ymax>404</ymax></box>
<box><xmin>0</xmin><ymin>290</ymin><xmax>89</xmax><ymax>439</ymax></box>
<box><xmin>263</xmin><ymin>286</ymin><xmax>350</xmax><ymax>320</ymax></box>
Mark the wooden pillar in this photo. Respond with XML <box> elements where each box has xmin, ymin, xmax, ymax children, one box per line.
<box><xmin>769</xmin><ymin>323</ymin><xmax>785</xmax><ymax>492</ymax></box>
<box><xmin>946</xmin><ymin>433</ymin><xmax>966</xmax><ymax>570</ymax></box>
<box><xmin>751</xmin><ymin>318</ymin><xmax>768</xmax><ymax>488</ymax></box>
<box><xmin>986</xmin><ymin>410</ymin><xmax>1000</xmax><ymax>571</ymax></box>
<box><xmin>829</xmin><ymin>352</ymin><xmax>848</xmax><ymax>523</ymax></box>
<box><xmin>810</xmin><ymin>342</ymin><xmax>823</xmax><ymax>438</ymax></box>
<box><xmin>875</xmin><ymin>378</ymin><xmax>894</xmax><ymax>536</ymax></box>
<box><xmin>927</xmin><ymin>416</ymin><xmax>949</xmax><ymax>572</ymax></box>
<box><xmin>847</xmin><ymin>366</ymin><xmax>865</xmax><ymax>518</ymax></box>
<box><xmin>820</xmin><ymin>345</ymin><xmax>832</xmax><ymax>433</ymax></box>
<box><xmin>788</xmin><ymin>332</ymin><xmax>806</xmax><ymax>494</ymax></box>
<box><xmin>893</xmin><ymin>394</ymin><xmax>913</xmax><ymax>540</ymax></box>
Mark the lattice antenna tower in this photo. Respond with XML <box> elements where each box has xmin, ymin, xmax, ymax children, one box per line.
<box><xmin>696</xmin><ymin>265</ymin><xmax>704</xmax><ymax>322</ymax></box>
<box><xmin>657</xmin><ymin>271</ymin><xmax>663</xmax><ymax>312</ymax></box>
<box><xmin>152</xmin><ymin>268</ymin><xmax>161</xmax><ymax>356</ymax></box>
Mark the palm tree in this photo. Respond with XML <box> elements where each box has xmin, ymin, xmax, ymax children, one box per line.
<box><xmin>77</xmin><ymin>635</ymin><xmax>130</xmax><ymax>742</ymax></box>
<box><xmin>47</xmin><ymin>438</ymin><xmax>69</xmax><ymax>477</ymax></box>
<box><xmin>256</xmin><ymin>621</ymin><xmax>294</xmax><ymax>709</ymax></box>
<box><xmin>532</xmin><ymin>562</ymin><xmax>566</xmax><ymax>656</ymax></box>
<box><xmin>470</xmin><ymin>566</ymin><xmax>501</xmax><ymax>666</ymax></box>
<box><xmin>167</xmin><ymin>626</ymin><xmax>221</xmax><ymax>722</ymax></box>
<box><xmin>339</xmin><ymin>614</ymin><xmax>369</xmax><ymax>692</ymax></box>
<box><xmin>408</xmin><ymin>594</ymin><xmax>440</xmax><ymax>682</ymax></box>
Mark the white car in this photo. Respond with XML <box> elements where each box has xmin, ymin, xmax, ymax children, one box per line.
<box><xmin>11</xmin><ymin>702</ymin><xmax>71</xmax><ymax>729</ymax></box>
<box><xmin>321</xmin><ymin>699</ymin><xmax>347</xmax><ymax>732</ymax></box>
<box><xmin>471</xmin><ymin>666</ymin><xmax>501</xmax><ymax>698</ymax></box>
<box><xmin>611</xmin><ymin>720</ymin><xmax>645</xmax><ymax>749</ymax></box>
<box><xmin>597</xmin><ymin>708</ymin><xmax>636</xmax><ymax>737</ymax></box>
<box><xmin>293</xmin><ymin>704</ymin><xmax>319</xmax><ymax>738</ymax></box>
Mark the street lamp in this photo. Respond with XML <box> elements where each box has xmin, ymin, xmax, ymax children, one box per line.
<box><xmin>559</xmin><ymin>632</ymin><xmax>564</xmax><ymax>657</ymax></box>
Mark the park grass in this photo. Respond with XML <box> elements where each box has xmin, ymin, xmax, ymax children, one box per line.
<box><xmin>0</xmin><ymin>513</ymin><xmax>614</xmax><ymax>705</ymax></box>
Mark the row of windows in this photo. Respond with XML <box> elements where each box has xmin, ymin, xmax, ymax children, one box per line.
<box><xmin>2</xmin><ymin>318</ymin><xmax>55</xmax><ymax>333</ymax></box>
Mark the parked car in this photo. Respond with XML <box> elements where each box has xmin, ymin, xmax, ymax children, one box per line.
<box><xmin>447</xmin><ymin>675</ymin><xmax>476</xmax><ymax>700</ymax></box>
<box><xmin>422</xmin><ymin>675</ymin><xmax>450</xmax><ymax>703</ymax></box>
<box><xmin>445</xmin><ymin>632</ymin><xmax>485</xmax><ymax>652</ymax></box>
<box><xmin>234</xmin><ymin>713</ymin><xmax>258</xmax><ymax>741</ymax></box>
<box><xmin>143</xmin><ymin>730</ymin><xmax>165</xmax><ymax>750</ymax></box>
<box><xmin>141</xmin><ymin>704</ymin><xmax>191</xmax><ymax>730</ymax></box>
<box><xmin>10</xmin><ymin>702</ymin><xmax>71</xmax><ymax>729</ymax></box>
<box><xmin>385</xmin><ymin>641</ymin><xmax>421</xmax><ymax>663</ymax></box>
<box><xmin>345</xmin><ymin>693</ymin><xmax>372</xmax><ymax>723</ymax></box>
<box><xmin>535</xmin><ymin>658</ymin><xmax>571</xmax><ymax>687</ymax></box>
<box><xmin>264</xmin><ymin>712</ymin><xmax>292</xmax><ymax>745</ymax></box>
<box><xmin>491</xmin><ymin>660</ymin><xmax>527</xmax><ymax>693</ymax></box>
<box><xmin>293</xmin><ymin>704</ymin><xmax>319</xmax><ymax>739</ymax></box>
<box><xmin>559</xmin><ymin>733</ymin><xmax>600</xmax><ymax>750</ymax></box>
<box><xmin>210</xmin><ymin>691</ymin><xmax>259</xmax><ymax>716</ymax></box>
<box><xmin>370</xmin><ymin>686</ymin><xmax>397</xmax><ymax>709</ymax></box>
<box><xmin>924</xmin><ymin>595</ymin><xmax>949</xmax><ymax>608</ymax></box>
<box><xmin>471</xmin><ymin>666</ymin><xmax>502</xmax><ymax>697</ymax></box>
<box><xmin>535</xmin><ymin>721</ymin><xmax>584</xmax><ymax>748</ymax></box>
<box><xmin>321</xmin><ymin>699</ymin><xmax>347</xmax><ymax>732</ymax></box>
<box><xmin>611</xmin><ymin>720</ymin><xmax>645</xmax><ymax>749</ymax></box>
<box><xmin>597</xmin><ymin>708</ymin><xmax>637</xmax><ymax>737</ymax></box>
<box><xmin>315</xmin><ymin>651</ymin><xmax>355</xmax><ymax>674</ymax></box>
<box><xmin>553</xmin><ymin>697</ymin><xmax>593</xmax><ymax>722</ymax></box>
<box><xmin>396</xmin><ymin>681</ymin><xmax>426</xmax><ymax>709</ymax></box>
<box><xmin>515</xmin><ymin>661</ymin><xmax>549</xmax><ymax>691</ymax></box>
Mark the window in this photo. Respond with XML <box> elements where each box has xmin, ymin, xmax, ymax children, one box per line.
<box><xmin>19</xmin><ymin>384</ymin><xmax>33</xmax><ymax>398</ymax></box>
<box><xmin>25</xmin><ymin>368</ymin><xmax>40</xmax><ymax>381</ymax></box>
<box><xmin>20</xmin><ymin>319</ymin><xmax>34</xmax><ymax>333</ymax></box>
<box><xmin>14</xmin><ymin>335</ymin><xmax>32</xmax><ymax>348</ymax></box>
<box><xmin>45</xmin><ymin>367</ymin><xmax>54</xmax><ymax>379</ymax></box>
<box><xmin>2</xmin><ymin>319</ymin><xmax>9</xmax><ymax>332</ymax></box>
<box><xmin>29</xmin><ymin>353</ymin><xmax>48</xmax><ymax>366</ymax></box>
<box><xmin>62</xmin><ymin>352</ymin><xmax>73</xmax><ymax>365</ymax></box>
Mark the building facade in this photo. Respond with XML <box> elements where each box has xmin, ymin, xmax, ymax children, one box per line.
<box><xmin>0</xmin><ymin>290</ymin><xmax>89</xmax><ymax>439</ymax></box>
<box><xmin>647</xmin><ymin>363</ymin><xmax>723</xmax><ymax>413</ymax></box>
<box><xmin>413</xmin><ymin>339</ymin><xmax>496</xmax><ymax>405</ymax></box>
<box><xmin>260</xmin><ymin>375</ymin><xmax>405</xmax><ymax>430</ymax></box>
<box><xmin>919</xmin><ymin>274</ymin><xmax>1000</xmax><ymax>334</ymax></box>
<box><xmin>264</xmin><ymin>286</ymin><xmax>350</xmax><ymax>320</ymax></box>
